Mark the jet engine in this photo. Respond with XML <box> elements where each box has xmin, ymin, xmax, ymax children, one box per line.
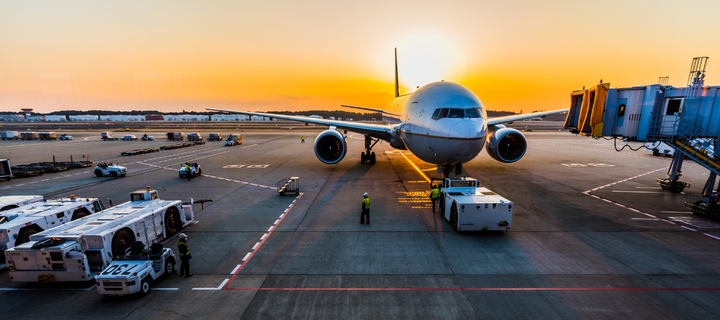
<box><xmin>485</xmin><ymin>125</ymin><xmax>527</xmax><ymax>163</ymax></box>
<box><xmin>314</xmin><ymin>129</ymin><xmax>347</xmax><ymax>164</ymax></box>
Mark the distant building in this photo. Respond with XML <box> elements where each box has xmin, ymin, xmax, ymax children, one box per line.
<box><xmin>308</xmin><ymin>115</ymin><xmax>322</xmax><ymax>119</ymax></box>
<box><xmin>144</xmin><ymin>114</ymin><xmax>164</xmax><ymax>121</ymax></box>
<box><xmin>164</xmin><ymin>114</ymin><xmax>209</xmax><ymax>121</ymax></box>
<box><xmin>68</xmin><ymin>115</ymin><xmax>99</xmax><ymax>122</ymax></box>
<box><xmin>44</xmin><ymin>115</ymin><xmax>67</xmax><ymax>122</ymax></box>
<box><xmin>250</xmin><ymin>115</ymin><xmax>264</xmax><ymax>121</ymax></box>
<box><xmin>99</xmin><ymin>115</ymin><xmax>131</xmax><ymax>122</ymax></box>
<box><xmin>329</xmin><ymin>116</ymin><xmax>335</xmax><ymax>120</ymax></box>
<box><xmin>211</xmin><ymin>114</ymin><xmax>249</xmax><ymax>121</ymax></box>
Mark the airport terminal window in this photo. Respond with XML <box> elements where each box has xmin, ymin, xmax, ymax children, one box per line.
<box><xmin>447</xmin><ymin>109</ymin><xmax>464</xmax><ymax>118</ymax></box>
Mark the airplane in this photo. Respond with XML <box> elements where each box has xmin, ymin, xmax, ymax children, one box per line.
<box><xmin>208</xmin><ymin>49</ymin><xmax>567</xmax><ymax>178</ymax></box>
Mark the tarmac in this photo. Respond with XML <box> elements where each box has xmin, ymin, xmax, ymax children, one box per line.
<box><xmin>2</xmin><ymin>127</ymin><xmax>720</xmax><ymax>319</ymax></box>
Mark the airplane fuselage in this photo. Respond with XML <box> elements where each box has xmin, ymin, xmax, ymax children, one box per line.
<box><xmin>382</xmin><ymin>81</ymin><xmax>488</xmax><ymax>165</ymax></box>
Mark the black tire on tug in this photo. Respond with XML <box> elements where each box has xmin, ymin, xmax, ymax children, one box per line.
<box><xmin>670</xmin><ymin>181</ymin><xmax>685</xmax><ymax>193</ymax></box>
<box><xmin>165</xmin><ymin>259</ymin><xmax>175</xmax><ymax>276</ymax></box>
<box><xmin>164</xmin><ymin>207</ymin><xmax>182</xmax><ymax>237</ymax></box>
<box><xmin>95</xmin><ymin>170</ymin><xmax>103</xmax><ymax>177</ymax></box>
<box><xmin>450</xmin><ymin>203</ymin><xmax>459</xmax><ymax>231</ymax></box>
<box><xmin>141</xmin><ymin>278</ymin><xmax>151</xmax><ymax>294</ymax></box>
<box><xmin>111</xmin><ymin>171</ymin><xmax>118</xmax><ymax>177</ymax></box>
<box><xmin>197</xmin><ymin>168</ymin><xmax>202</xmax><ymax>176</ymax></box>
<box><xmin>111</xmin><ymin>229</ymin><xmax>135</xmax><ymax>258</ymax></box>
<box><xmin>71</xmin><ymin>208</ymin><xmax>91</xmax><ymax>220</ymax></box>
<box><xmin>653</xmin><ymin>149</ymin><xmax>659</xmax><ymax>156</ymax></box>
<box><xmin>15</xmin><ymin>225</ymin><xmax>42</xmax><ymax>247</ymax></box>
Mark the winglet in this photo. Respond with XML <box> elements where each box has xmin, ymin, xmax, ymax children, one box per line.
<box><xmin>394</xmin><ymin>48</ymin><xmax>399</xmax><ymax>98</ymax></box>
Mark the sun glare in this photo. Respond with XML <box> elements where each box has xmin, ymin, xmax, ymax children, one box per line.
<box><xmin>396</xmin><ymin>34</ymin><xmax>463</xmax><ymax>91</ymax></box>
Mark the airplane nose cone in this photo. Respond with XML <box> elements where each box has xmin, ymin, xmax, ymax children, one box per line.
<box><xmin>448</xmin><ymin>121</ymin><xmax>482</xmax><ymax>154</ymax></box>
<box><xmin>449</xmin><ymin>121</ymin><xmax>477</xmax><ymax>139</ymax></box>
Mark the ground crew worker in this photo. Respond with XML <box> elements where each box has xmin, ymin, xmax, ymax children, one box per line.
<box><xmin>430</xmin><ymin>184</ymin><xmax>440</xmax><ymax>212</ymax></box>
<box><xmin>185</xmin><ymin>162</ymin><xmax>192</xmax><ymax>181</ymax></box>
<box><xmin>360</xmin><ymin>192</ymin><xmax>370</xmax><ymax>224</ymax></box>
<box><xmin>178</xmin><ymin>233</ymin><xmax>193</xmax><ymax>277</ymax></box>
<box><xmin>301</xmin><ymin>136</ymin><xmax>305</xmax><ymax>143</ymax></box>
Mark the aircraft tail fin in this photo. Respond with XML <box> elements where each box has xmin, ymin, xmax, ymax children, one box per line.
<box><xmin>394</xmin><ymin>48</ymin><xmax>399</xmax><ymax>98</ymax></box>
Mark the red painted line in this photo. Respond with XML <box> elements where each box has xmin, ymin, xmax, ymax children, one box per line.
<box><xmin>222</xmin><ymin>287</ymin><xmax>720</xmax><ymax>291</ymax></box>
<box><xmin>222</xmin><ymin>193</ymin><xmax>304</xmax><ymax>290</ymax></box>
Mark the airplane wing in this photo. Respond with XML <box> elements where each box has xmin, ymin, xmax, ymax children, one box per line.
<box><xmin>487</xmin><ymin>109</ymin><xmax>568</xmax><ymax>126</ymax></box>
<box><xmin>206</xmin><ymin>108</ymin><xmax>394</xmax><ymax>140</ymax></box>
<box><xmin>340</xmin><ymin>105</ymin><xmax>400</xmax><ymax>117</ymax></box>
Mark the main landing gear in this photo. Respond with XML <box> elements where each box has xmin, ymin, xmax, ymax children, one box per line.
<box><xmin>361</xmin><ymin>135</ymin><xmax>379</xmax><ymax>164</ymax></box>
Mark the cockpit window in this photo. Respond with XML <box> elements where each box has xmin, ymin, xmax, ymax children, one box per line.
<box><xmin>432</xmin><ymin>108</ymin><xmax>449</xmax><ymax>120</ymax></box>
<box><xmin>447</xmin><ymin>109</ymin><xmax>464</xmax><ymax>118</ymax></box>
<box><xmin>465</xmin><ymin>108</ymin><xmax>480</xmax><ymax>118</ymax></box>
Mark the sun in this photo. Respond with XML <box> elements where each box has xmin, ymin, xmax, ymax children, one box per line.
<box><xmin>395</xmin><ymin>34</ymin><xmax>463</xmax><ymax>91</ymax></box>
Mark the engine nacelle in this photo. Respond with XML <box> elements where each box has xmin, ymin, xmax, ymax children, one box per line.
<box><xmin>485</xmin><ymin>125</ymin><xmax>527</xmax><ymax>163</ymax></box>
<box><xmin>314</xmin><ymin>129</ymin><xmax>347</xmax><ymax>164</ymax></box>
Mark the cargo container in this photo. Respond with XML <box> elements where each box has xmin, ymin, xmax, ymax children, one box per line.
<box><xmin>0</xmin><ymin>131</ymin><xmax>20</xmax><ymax>140</ymax></box>
<box><xmin>166</xmin><ymin>132</ymin><xmax>184</xmax><ymax>141</ymax></box>
<box><xmin>20</xmin><ymin>132</ymin><xmax>38</xmax><ymax>140</ymax></box>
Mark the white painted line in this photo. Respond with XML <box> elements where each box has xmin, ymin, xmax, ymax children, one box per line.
<box><xmin>636</xmin><ymin>186</ymin><xmax>662</xmax><ymax>189</ymax></box>
<box><xmin>611</xmin><ymin>190</ymin><xmax>664</xmax><ymax>194</ymax></box>
<box><xmin>274</xmin><ymin>219</ymin><xmax>280</xmax><ymax>225</ymax></box>
<box><xmin>631</xmin><ymin>218</ymin><xmax>658</xmax><ymax>220</ymax></box>
<box><xmin>150</xmin><ymin>288</ymin><xmax>179</xmax><ymax>291</ymax></box>
<box><xmin>242</xmin><ymin>252</ymin><xmax>251</xmax><ymax>261</ymax></box>
<box><xmin>29</xmin><ymin>181</ymin><xmax>37</xmax><ymax>184</ymax></box>
<box><xmin>252</xmin><ymin>242</ymin><xmax>260</xmax><ymax>250</ymax></box>
<box><xmin>16</xmin><ymin>184</ymin><xmax>25</xmax><ymax>186</ymax></box>
<box><xmin>41</xmin><ymin>179</ymin><xmax>49</xmax><ymax>182</ymax></box>
<box><xmin>230</xmin><ymin>264</ymin><xmax>241</xmax><ymax>275</ymax></box>
<box><xmin>218</xmin><ymin>279</ymin><xmax>229</xmax><ymax>289</ymax></box>
<box><xmin>0</xmin><ymin>187</ymin><xmax>9</xmax><ymax>189</ymax></box>
<box><xmin>661</xmin><ymin>211</ymin><xmax>693</xmax><ymax>214</ymax></box>
<box><xmin>260</xmin><ymin>233</ymin><xmax>267</xmax><ymax>240</ymax></box>
<box><xmin>279</xmin><ymin>214</ymin><xmax>284</xmax><ymax>219</ymax></box>
<box><xmin>267</xmin><ymin>226</ymin><xmax>274</xmax><ymax>232</ymax></box>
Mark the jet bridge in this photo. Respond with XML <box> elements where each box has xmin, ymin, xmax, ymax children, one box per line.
<box><xmin>564</xmin><ymin>57</ymin><xmax>720</xmax><ymax>219</ymax></box>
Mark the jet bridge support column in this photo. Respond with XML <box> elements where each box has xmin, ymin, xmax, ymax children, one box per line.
<box><xmin>657</xmin><ymin>152</ymin><xmax>690</xmax><ymax>193</ymax></box>
<box><xmin>687</xmin><ymin>172</ymin><xmax>720</xmax><ymax>219</ymax></box>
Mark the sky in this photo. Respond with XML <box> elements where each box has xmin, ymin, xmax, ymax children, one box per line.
<box><xmin>1</xmin><ymin>0</ymin><xmax>719</xmax><ymax>114</ymax></box>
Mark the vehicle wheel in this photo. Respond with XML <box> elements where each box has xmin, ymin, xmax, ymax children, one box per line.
<box><xmin>5</xmin><ymin>177</ymin><xmax>10</xmax><ymax>181</ymax></box>
<box><xmin>141</xmin><ymin>278</ymin><xmax>151</xmax><ymax>294</ymax></box>
<box><xmin>15</xmin><ymin>225</ymin><xmax>42</xmax><ymax>247</ymax></box>
<box><xmin>179</xmin><ymin>174</ymin><xmax>184</xmax><ymax>179</ymax></box>
<box><xmin>197</xmin><ymin>169</ymin><xmax>202</xmax><ymax>176</ymax></box>
<box><xmin>670</xmin><ymin>181</ymin><xmax>685</xmax><ymax>193</ymax></box>
<box><xmin>165</xmin><ymin>260</ymin><xmax>176</xmax><ymax>276</ymax></box>
<box><xmin>691</xmin><ymin>200</ymin><xmax>705</xmax><ymax>217</ymax></box>
<box><xmin>296</xmin><ymin>190</ymin><xmax>300</xmax><ymax>196</ymax></box>
<box><xmin>450</xmin><ymin>203</ymin><xmax>458</xmax><ymax>231</ymax></box>
<box><xmin>111</xmin><ymin>171</ymin><xmax>118</xmax><ymax>177</ymax></box>
<box><xmin>361</xmin><ymin>152</ymin><xmax>366</xmax><ymax>163</ymax></box>
<box><xmin>111</xmin><ymin>229</ymin><xmax>135</xmax><ymax>258</ymax></box>
<box><xmin>164</xmin><ymin>207</ymin><xmax>182</xmax><ymax>237</ymax></box>
<box><xmin>652</xmin><ymin>149</ymin><xmax>659</xmax><ymax>156</ymax></box>
<box><xmin>71</xmin><ymin>208</ymin><xmax>91</xmax><ymax>220</ymax></box>
<box><xmin>371</xmin><ymin>152</ymin><xmax>376</xmax><ymax>164</ymax></box>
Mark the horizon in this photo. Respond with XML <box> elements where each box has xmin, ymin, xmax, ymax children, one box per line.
<box><xmin>1</xmin><ymin>0</ymin><xmax>719</xmax><ymax>114</ymax></box>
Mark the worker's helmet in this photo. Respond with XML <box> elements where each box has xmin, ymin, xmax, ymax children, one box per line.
<box><xmin>432</xmin><ymin>184</ymin><xmax>437</xmax><ymax>189</ymax></box>
<box><xmin>363</xmin><ymin>192</ymin><xmax>368</xmax><ymax>197</ymax></box>
<box><xmin>185</xmin><ymin>162</ymin><xmax>189</xmax><ymax>165</ymax></box>
<box><xmin>179</xmin><ymin>233</ymin><xmax>187</xmax><ymax>240</ymax></box>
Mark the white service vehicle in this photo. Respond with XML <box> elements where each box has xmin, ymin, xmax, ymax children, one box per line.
<box><xmin>96</xmin><ymin>241</ymin><xmax>176</xmax><ymax>295</ymax></box>
<box><xmin>436</xmin><ymin>177</ymin><xmax>513</xmax><ymax>232</ymax></box>
<box><xmin>59</xmin><ymin>134</ymin><xmax>73</xmax><ymax>140</ymax></box>
<box><xmin>0</xmin><ymin>197</ymin><xmax>103</xmax><ymax>253</ymax></box>
<box><xmin>4</xmin><ymin>187</ymin><xmax>193</xmax><ymax>282</ymax></box>
<box><xmin>179</xmin><ymin>163</ymin><xmax>202</xmax><ymax>179</ymax></box>
<box><xmin>122</xmin><ymin>134</ymin><xmax>138</xmax><ymax>141</ymax></box>
<box><xmin>0</xmin><ymin>195</ymin><xmax>43</xmax><ymax>211</ymax></box>
<box><xmin>94</xmin><ymin>163</ymin><xmax>127</xmax><ymax>177</ymax></box>
<box><xmin>646</xmin><ymin>141</ymin><xmax>674</xmax><ymax>156</ymax></box>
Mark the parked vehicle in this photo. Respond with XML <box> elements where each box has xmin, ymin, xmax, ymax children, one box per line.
<box><xmin>166</xmin><ymin>132</ymin><xmax>184</xmax><ymax>141</ymax></box>
<box><xmin>122</xmin><ymin>134</ymin><xmax>138</xmax><ymax>141</ymax></box>
<box><xmin>59</xmin><ymin>134</ymin><xmax>73</xmax><ymax>140</ymax></box>
<box><xmin>101</xmin><ymin>132</ymin><xmax>119</xmax><ymax>141</ymax></box>
<box><xmin>225</xmin><ymin>134</ymin><xmax>241</xmax><ymax>146</ymax></box>
<box><xmin>94</xmin><ymin>163</ymin><xmax>127</xmax><ymax>177</ymax></box>
<box><xmin>208</xmin><ymin>133</ymin><xmax>222</xmax><ymax>141</ymax></box>
<box><xmin>187</xmin><ymin>133</ymin><xmax>203</xmax><ymax>141</ymax></box>
<box><xmin>141</xmin><ymin>134</ymin><xmax>154</xmax><ymax>141</ymax></box>
<box><xmin>96</xmin><ymin>241</ymin><xmax>176</xmax><ymax>295</ymax></box>
<box><xmin>0</xmin><ymin>159</ymin><xmax>11</xmax><ymax>181</ymax></box>
<box><xmin>179</xmin><ymin>163</ymin><xmax>202</xmax><ymax>178</ymax></box>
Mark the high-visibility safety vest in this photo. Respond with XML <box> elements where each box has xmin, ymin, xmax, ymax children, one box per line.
<box><xmin>363</xmin><ymin>198</ymin><xmax>370</xmax><ymax>209</ymax></box>
<box><xmin>178</xmin><ymin>240</ymin><xmax>190</xmax><ymax>256</ymax></box>
<box><xmin>431</xmin><ymin>188</ymin><xmax>440</xmax><ymax>199</ymax></box>
<box><xmin>185</xmin><ymin>165</ymin><xmax>190</xmax><ymax>172</ymax></box>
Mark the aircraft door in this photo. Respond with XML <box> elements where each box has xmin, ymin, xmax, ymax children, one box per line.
<box><xmin>661</xmin><ymin>98</ymin><xmax>683</xmax><ymax>135</ymax></box>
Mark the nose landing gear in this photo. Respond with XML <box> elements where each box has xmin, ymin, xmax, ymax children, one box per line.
<box><xmin>439</xmin><ymin>162</ymin><xmax>463</xmax><ymax>179</ymax></box>
<box><xmin>361</xmin><ymin>135</ymin><xmax>379</xmax><ymax>164</ymax></box>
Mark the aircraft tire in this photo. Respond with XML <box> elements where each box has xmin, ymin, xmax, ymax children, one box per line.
<box><xmin>361</xmin><ymin>152</ymin><xmax>366</xmax><ymax>163</ymax></box>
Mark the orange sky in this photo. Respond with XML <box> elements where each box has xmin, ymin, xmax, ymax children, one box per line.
<box><xmin>1</xmin><ymin>0</ymin><xmax>719</xmax><ymax>113</ymax></box>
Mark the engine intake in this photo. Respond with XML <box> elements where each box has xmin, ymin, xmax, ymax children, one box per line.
<box><xmin>485</xmin><ymin>126</ymin><xmax>527</xmax><ymax>163</ymax></box>
<box><xmin>314</xmin><ymin>130</ymin><xmax>347</xmax><ymax>164</ymax></box>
